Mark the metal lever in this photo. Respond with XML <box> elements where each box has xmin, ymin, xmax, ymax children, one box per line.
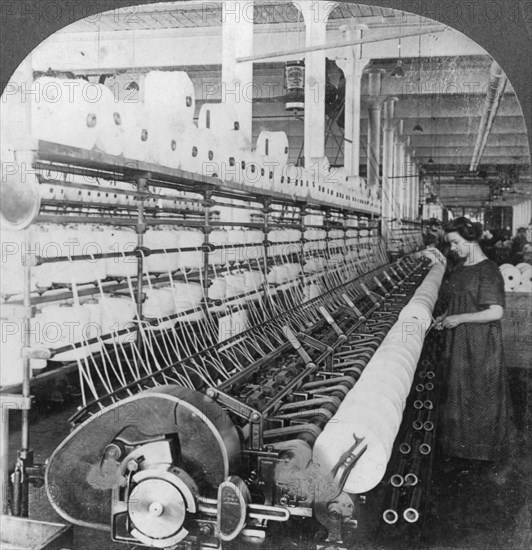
<box><xmin>382</xmin><ymin>269</ymin><xmax>397</xmax><ymax>289</ymax></box>
<box><xmin>319</xmin><ymin>306</ymin><xmax>346</xmax><ymax>342</ymax></box>
<box><xmin>388</xmin><ymin>266</ymin><xmax>402</xmax><ymax>280</ymax></box>
<box><xmin>373</xmin><ymin>276</ymin><xmax>389</xmax><ymax>297</ymax></box>
<box><xmin>283</xmin><ymin>326</ymin><xmax>313</xmax><ymax>366</ymax></box>
<box><xmin>395</xmin><ymin>262</ymin><xmax>409</xmax><ymax>277</ymax></box>
<box><xmin>341</xmin><ymin>294</ymin><xmax>365</xmax><ymax>320</ymax></box>
<box><xmin>360</xmin><ymin>283</ymin><xmax>380</xmax><ymax>305</ymax></box>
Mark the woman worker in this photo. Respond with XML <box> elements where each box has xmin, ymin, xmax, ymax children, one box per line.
<box><xmin>435</xmin><ymin>217</ymin><xmax>516</xmax><ymax>483</ymax></box>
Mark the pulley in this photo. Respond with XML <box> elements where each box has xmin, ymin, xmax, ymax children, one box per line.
<box><xmin>0</xmin><ymin>169</ymin><xmax>41</xmax><ymax>230</ymax></box>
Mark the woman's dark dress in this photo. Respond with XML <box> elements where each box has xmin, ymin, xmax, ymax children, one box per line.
<box><xmin>440</xmin><ymin>259</ymin><xmax>514</xmax><ymax>461</ymax></box>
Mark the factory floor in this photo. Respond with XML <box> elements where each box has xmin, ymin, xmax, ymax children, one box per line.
<box><xmin>5</xmin><ymin>366</ymin><xmax>532</xmax><ymax>550</ymax></box>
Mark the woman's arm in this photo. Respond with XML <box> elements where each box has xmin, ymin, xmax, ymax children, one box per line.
<box><xmin>442</xmin><ymin>305</ymin><xmax>504</xmax><ymax>329</ymax></box>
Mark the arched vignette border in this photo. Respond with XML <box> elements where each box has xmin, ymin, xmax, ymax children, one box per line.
<box><xmin>0</xmin><ymin>0</ymin><xmax>530</xmax><ymax>164</ymax></box>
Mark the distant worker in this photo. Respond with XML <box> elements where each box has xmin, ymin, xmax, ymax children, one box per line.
<box><xmin>511</xmin><ymin>227</ymin><xmax>529</xmax><ymax>264</ymax></box>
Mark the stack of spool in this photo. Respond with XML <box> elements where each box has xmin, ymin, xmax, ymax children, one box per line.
<box><xmin>145</xmin><ymin>71</ymin><xmax>195</xmax><ymax>167</ymax></box>
<box><xmin>313</xmin><ymin>262</ymin><xmax>445</xmax><ymax>494</ymax></box>
<box><xmin>93</xmin><ymin>84</ymin><xmax>123</xmax><ymax>156</ymax></box>
<box><xmin>175</xmin><ymin>230</ymin><xmax>203</xmax><ymax>270</ymax></box>
<box><xmin>503</xmin><ymin>263</ymin><xmax>532</xmax><ymax>293</ymax></box>
<box><xmin>105</xmin><ymin>227</ymin><xmax>138</xmax><ymax>279</ymax></box>
<box><xmin>120</xmin><ymin>102</ymin><xmax>156</xmax><ymax>163</ymax></box>
<box><xmin>515</xmin><ymin>263</ymin><xmax>532</xmax><ymax>292</ymax></box>
<box><xmin>499</xmin><ymin>264</ymin><xmax>523</xmax><ymax>292</ymax></box>
<box><xmin>226</xmin><ymin>229</ymin><xmax>248</xmax><ymax>263</ymax></box>
<box><xmin>256</xmin><ymin>131</ymin><xmax>289</xmax><ymax>193</ymax></box>
<box><xmin>245</xmin><ymin>230</ymin><xmax>264</xmax><ymax>261</ymax></box>
<box><xmin>152</xmin><ymin>121</ymin><xmax>184</xmax><ymax>169</ymax></box>
<box><xmin>268</xmin><ymin>230</ymin><xmax>286</xmax><ymax>258</ymax></box>
<box><xmin>209</xmin><ymin>230</ymin><xmax>229</xmax><ymax>266</ymax></box>
<box><xmin>143</xmin><ymin>227</ymin><xmax>180</xmax><ymax>274</ymax></box>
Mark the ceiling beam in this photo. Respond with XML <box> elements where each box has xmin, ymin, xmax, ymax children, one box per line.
<box><xmin>31</xmin><ymin>20</ymin><xmax>485</xmax><ymax>72</ymax></box>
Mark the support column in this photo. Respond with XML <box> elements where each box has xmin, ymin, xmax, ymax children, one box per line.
<box><xmin>336</xmin><ymin>23</ymin><xmax>369</xmax><ymax>176</ymax></box>
<box><xmin>402</xmin><ymin>141</ymin><xmax>410</xmax><ymax>219</ymax></box>
<box><xmin>382</xmin><ymin>98</ymin><xmax>398</xmax><ymax>240</ymax></box>
<box><xmin>293</xmin><ymin>1</ymin><xmax>337</xmax><ymax>166</ymax></box>
<box><xmin>405</xmin><ymin>142</ymin><xmax>415</xmax><ymax>220</ymax></box>
<box><xmin>222</xmin><ymin>1</ymin><xmax>254</xmax><ymax>145</ymax></box>
<box><xmin>366</xmin><ymin>69</ymin><xmax>385</xmax><ymax>191</ymax></box>
<box><xmin>412</xmin><ymin>162</ymin><xmax>420</xmax><ymax>220</ymax></box>
<box><xmin>393</xmin><ymin>120</ymin><xmax>405</xmax><ymax>225</ymax></box>
<box><xmin>404</xmin><ymin>150</ymin><xmax>413</xmax><ymax>220</ymax></box>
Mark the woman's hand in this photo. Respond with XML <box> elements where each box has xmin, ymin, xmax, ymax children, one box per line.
<box><xmin>433</xmin><ymin>313</ymin><xmax>447</xmax><ymax>330</ymax></box>
<box><xmin>442</xmin><ymin>315</ymin><xmax>463</xmax><ymax>329</ymax></box>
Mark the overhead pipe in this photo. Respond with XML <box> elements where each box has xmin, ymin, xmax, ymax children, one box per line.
<box><xmin>469</xmin><ymin>60</ymin><xmax>507</xmax><ymax>171</ymax></box>
<box><xmin>236</xmin><ymin>26</ymin><xmax>447</xmax><ymax>63</ymax></box>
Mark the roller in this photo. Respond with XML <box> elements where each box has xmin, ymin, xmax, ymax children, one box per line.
<box><xmin>30</xmin><ymin>77</ymin><xmax>99</xmax><ymax>150</ymax></box>
<box><xmin>151</xmin><ymin>123</ymin><xmax>187</xmax><ymax>169</ymax></box>
<box><xmin>313</xmin><ymin>261</ymin><xmax>444</xmax><ymax>493</ymax></box>
<box><xmin>198</xmin><ymin>103</ymin><xmax>241</xmax><ymax>135</ymax></box>
<box><xmin>93</xmin><ymin>84</ymin><xmax>123</xmax><ymax>156</ymax></box>
<box><xmin>121</xmin><ymin>103</ymin><xmax>157</xmax><ymax>164</ymax></box>
<box><xmin>144</xmin><ymin>71</ymin><xmax>195</xmax><ymax>128</ymax></box>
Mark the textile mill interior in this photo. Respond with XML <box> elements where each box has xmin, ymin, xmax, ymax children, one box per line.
<box><xmin>0</xmin><ymin>1</ymin><xmax>531</xmax><ymax>549</ymax></box>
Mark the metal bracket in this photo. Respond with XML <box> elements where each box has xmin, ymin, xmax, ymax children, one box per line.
<box><xmin>206</xmin><ymin>388</ymin><xmax>263</xmax><ymax>450</ymax></box>
<box><xmin>331</xmin><ymin>433</ymin><xmax>368</xmax><ymax>492</ymax></box>
<box><xmin>21</xmin><ymin>347</ymin><xmax>52</xmax><ymax>360</ymax></box>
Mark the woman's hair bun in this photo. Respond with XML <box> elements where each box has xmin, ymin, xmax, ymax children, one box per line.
<box><xmin>445</xmin><ymin>217</ymin><xmax>483</xmax><ymax>242</ymax></box>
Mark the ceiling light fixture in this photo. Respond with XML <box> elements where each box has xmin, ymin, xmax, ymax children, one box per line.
<box><xmin>390</xmin><ymin>37</ymin><xmax>404</xmax><ymax>78</ymax></box>
<box><xmin>413</xmin><ymin>33</ymin><xmax>424</xmax><ymax>133</ymax></box>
